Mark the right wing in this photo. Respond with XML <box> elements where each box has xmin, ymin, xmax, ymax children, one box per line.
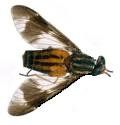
<box><xmin>8</xmin><ymin>74</ymin><xmax>81</xmax><ymax>116</ymax></box>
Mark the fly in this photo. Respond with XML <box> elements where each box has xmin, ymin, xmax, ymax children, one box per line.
<box><xmin>8</xmin><ymin>5</ymin><xmax>113</xmax><ymax>116</ymax></box>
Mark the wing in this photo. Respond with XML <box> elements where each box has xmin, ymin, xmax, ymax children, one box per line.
<box><xmin>8</xmin><ymin>74</ymin><xmax>82</xmax><ymax>116</ymax></box>
<box><xmin>11</xmin><ymin>5</ymin><xmax>80</xmax><ymax>52</ymax></box>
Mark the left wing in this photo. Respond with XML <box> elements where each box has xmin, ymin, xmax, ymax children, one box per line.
<box><xmin>8</xmin><ymin>74</ymin><xmax>81</xmax><ymax>116</ymax></box>
<box><xmin>11</xmin><ymin>5</ymin><xmax>81</xmax><ymax>51</ymax></box>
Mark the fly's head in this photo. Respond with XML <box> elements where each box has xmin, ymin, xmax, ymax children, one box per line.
<box><xmin>91</xmin><ymin>56</ymin><xmax>113</xmax><ymax>77</ymax></box>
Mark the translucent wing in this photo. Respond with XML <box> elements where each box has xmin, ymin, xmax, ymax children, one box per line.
<box><xmin>11</xmin><ymin>5</ymin><xmax>80</xmax><ymax>51</ymax></box>
<box><xmin>8</xmin><ymin>74</ymin><xmax>82</xmax><ymax>116</ymax></box>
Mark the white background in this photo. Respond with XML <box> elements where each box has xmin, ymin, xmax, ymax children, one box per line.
<box><xmin>0</xmin><ymin>0</ymin><xmax>120</xmax><ymax>125</ymax></box>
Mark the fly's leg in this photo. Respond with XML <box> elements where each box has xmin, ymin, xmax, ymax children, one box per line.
<box><xmin>27</xmin><ymin>74</ymin><xmax>54</xmax><ymax>83</ymax></box>
<box><xmin>20</xmin><ymin>70</ymin><xmax>59</xmax><ymax>84</ymax></box>
<box><xmin>20</xmin><ymin>70</ymin><xmax>57</xmax><ymax>84</ymax></box>
<box><xmin>19</xmin><ymin>69</ymin><xmax>32</xmax><ymax>76</ymax></box>
<box><xmin>29</xmin><ymin>74</ymin><xmax>60</xmax><ymax>85</ymax></box>
<box><xmin>53</xmin><ymin>77</ymin><xmax>59</xmax><ymax>84</ymax></box>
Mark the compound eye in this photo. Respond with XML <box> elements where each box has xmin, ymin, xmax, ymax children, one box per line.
<box><xmin>97</xmin><ymin>56</ymin><xmax>105</xmax><ymax>66</ymax></box>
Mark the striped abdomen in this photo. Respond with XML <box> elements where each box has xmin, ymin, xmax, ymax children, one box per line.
<box><xmin>23</xmin><ymin>49</ymin><xmax>70</xmax><ymax>77</ymax></box>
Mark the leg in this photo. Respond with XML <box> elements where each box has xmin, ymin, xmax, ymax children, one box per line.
<box><xmin>53</xmin><ymin>77</ymin><xmax>59</xmax><ymax>84</ymax></box>
<box><xmin>19</xmin><ymin>70</ymin><xmax>59</xmax><ymax>84</ymax></box>
<box><xmin>19</xmin><ymin>69</ymin><xmax>32</xmax><ymax>76</ymax></box>
<box><xmin>24</xmin><ymin>73</ymin><xmax>57</xmax><ymax>84</ymax></box>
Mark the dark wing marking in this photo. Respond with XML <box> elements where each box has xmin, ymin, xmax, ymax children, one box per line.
<box><xmin>8</xmin><ymin>74</ymin><xmax>81</xmax><ymax>116</ymax></box>
<box><xmin>11</xmin><ymin>5</ymin><xmax>80</xmax><ymax>51</ymax></box>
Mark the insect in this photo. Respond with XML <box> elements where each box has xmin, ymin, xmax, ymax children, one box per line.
<box><xmin>8</xmin><ymin>5</ymin><xmax>113</xmax><ymax>116</ymax></box>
